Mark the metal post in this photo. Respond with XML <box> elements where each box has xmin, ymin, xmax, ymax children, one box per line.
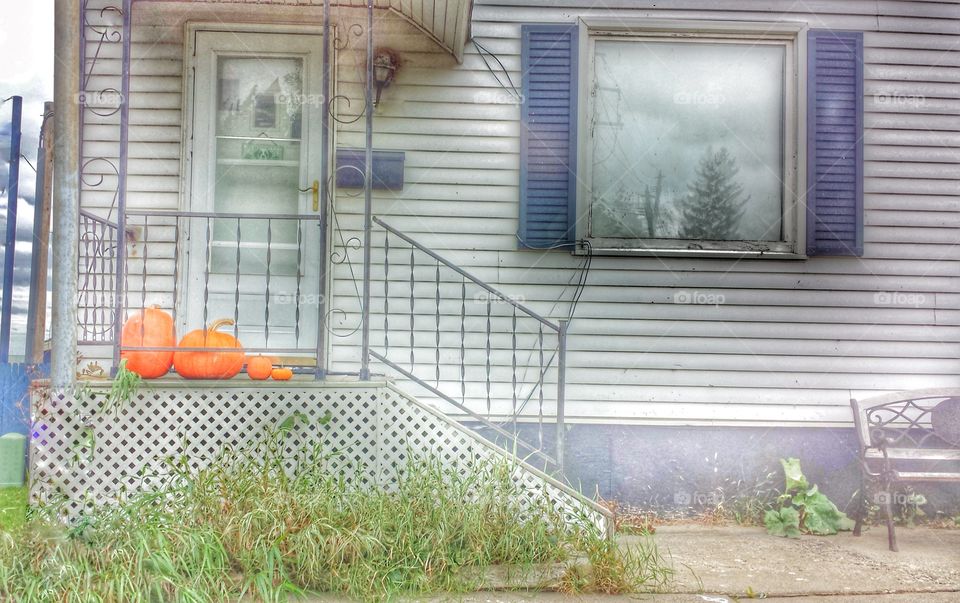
<box><xmin>556</xmin><ymin>318</ymin><xmax>568</xmax><ymax>475</ymax></box>
<box><xmin>51</xmin><ymin>0</ymin><xmax>82</xmax><ymax>389</ymax></box>
<box><xmin>359</xmin><ymin>0</ymin><xmax>374</xmax><ymax>380</ymax></box>
<box><xmin>25</xmin><ymin>103</ymin><xmax>54</xmax><ymax>365</ymax></box>
<box><xmin>110</xmin><ymin>0</ymin><xmax>132</xmax><ymax>372</ymax></box>
<box><xmin>0</xmin><ymin>96</ymin><xmax>22</xmax><ymax>363</ymax></box>
<box><xmin>314</xmin><ymin>0</ymin><xmax>331</xmax><ymax>380</ymax></box>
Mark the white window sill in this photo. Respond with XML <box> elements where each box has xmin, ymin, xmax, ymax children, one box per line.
<box><xmin>573</xmin><ymin>243</ymin><xmax>808</xmax><ymax>260</ymax></box>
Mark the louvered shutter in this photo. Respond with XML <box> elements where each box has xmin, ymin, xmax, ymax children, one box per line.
<box><xmin>519</xmin><ymin>24</ymin><xmax>578</xmax><ymax>249</ymax></box>
<box><xmin>807</xmin><ymin>30</ymin><xmax>864</xmax><ymax>256</ymax></box>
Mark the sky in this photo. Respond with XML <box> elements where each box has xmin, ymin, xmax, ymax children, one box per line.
<box><xmin>0</xmin><ymin>1</ymin><xmax>54</xmax><ymax>360</ymax></box>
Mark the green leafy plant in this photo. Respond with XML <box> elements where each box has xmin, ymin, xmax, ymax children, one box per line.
<box><xmin>764</xmin><ymin>458</ymin><xmax>854</xmax><ymax>538</ymax></box>
<box><xmin>763</xmin><ymin>506</ymin><xmax>801</xmax><ymax>538</ymax></box>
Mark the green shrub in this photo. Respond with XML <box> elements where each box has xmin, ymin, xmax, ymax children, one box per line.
<box><xmin>764</xmin><ymin>458</ymin><xmax>854</xmax><ymax>538</ymax></box>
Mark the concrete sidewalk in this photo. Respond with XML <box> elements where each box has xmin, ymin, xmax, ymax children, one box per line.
<box><xmin>654</xmin><ymin>524</ymin><xmax>959</xmax><ymax>598</ymax></box>
<box><xmin>417</xmin><ymin>525</ymin><xmax>959</xmax><ymax>602</ymax></box>
<box><xmin>401</xmin><ymin>593</ymin><xmax>960</xmax><ymax>602</ymax></box>
<box><xmin>308</xmin><ymin>524</ymin><xmax>960</xmax><ymax>602</ymax></box>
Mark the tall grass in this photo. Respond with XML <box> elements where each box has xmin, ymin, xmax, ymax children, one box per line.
<box><xmin>0</xmin><ymin>424</ymin><xmax>671</xmax><ymax>601</ymax></box>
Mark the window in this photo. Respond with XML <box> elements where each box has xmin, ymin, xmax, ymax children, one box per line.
<box><xmin>579</xmin><ymin>21</ymin><xmax>804</xmax><ymax>256</ymax></box>
<box><xmin>520</xmin><ymin>23</ymin><xmax>862</xmax><ymax>257</ymax></box>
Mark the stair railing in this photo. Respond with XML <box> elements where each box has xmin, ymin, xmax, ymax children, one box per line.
<box><xmin>77</xmin><ymin>210</ymin><xmax>119</xmax><ymax>345</ymax></box>
<box><xmin>368</xmin><ymin>217</ymin><xmax>567</xmax><ymax>471</ymax></box>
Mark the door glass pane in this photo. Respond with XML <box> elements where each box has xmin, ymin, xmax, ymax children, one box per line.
<box><xmin>212</xmin><ymin>56</ymin><xmax>303</xmax><ymax>276</ymax></box>
<box><xmin>589</xmin><ymin>40</ymin><xmax>785</xmax><ymax>242</ymax></box>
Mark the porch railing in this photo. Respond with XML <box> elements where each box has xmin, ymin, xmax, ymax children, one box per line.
<box><xmin>116</xmin><ymin>210</ymin><xmax>325</xmax><ymax>365</ymax></box>
<box><xmin>369</xmin><ymin>217</ymin><xmax>567</xmax><ymax>471</ymax></box>
<box><xmin>77</xmin><ymin>210</ymin><xmax>119</xmax><ymax>344</ymax></box>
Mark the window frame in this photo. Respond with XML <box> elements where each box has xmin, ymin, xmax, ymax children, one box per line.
<box><xmin>575</xmin><ymin>18</ymin><xmax>808</xmax><ymax>258</ymax></box>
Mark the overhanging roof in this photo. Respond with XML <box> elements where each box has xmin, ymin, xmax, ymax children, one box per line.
<box><xmin>137</xmin><ymin>0</ymin><xmax>473</xmax><ymax>62</ymax></box>
<box><xmin>340</xmin><ymin>0</ymin><xmax>473</xmax><ymax>62</ymax></box>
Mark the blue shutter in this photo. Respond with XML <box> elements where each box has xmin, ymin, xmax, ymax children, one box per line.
<box><xmin>807</xmin><ymin>30</ymin><xmax>864</xmax><ymax>256</ymax></box>
<box><xmin>519</xmin><ymin>24</ymin><xmax>578</xmax><ymax>249</ymax></box>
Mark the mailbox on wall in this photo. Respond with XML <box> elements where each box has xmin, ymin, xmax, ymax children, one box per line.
<box><xmin>335</xmin><ymin>148</ymin><xmax>405</xmax><ymax>191</ymax></box>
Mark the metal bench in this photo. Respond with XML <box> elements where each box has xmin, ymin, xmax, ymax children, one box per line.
<box><xmin>850</xmin><ymin>388</ymin><xmax>960</xmax><ymax>551</ymax></box>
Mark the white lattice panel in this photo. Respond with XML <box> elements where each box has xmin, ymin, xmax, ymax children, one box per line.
<box><xmin>380</xmin><ymin>386</ymin><xmax>611</xmax><ymax>533</ymax></box>
<box><xmin>30</xmin><ymin>381</ymin><xmax>611</xmax><ymax>534</ymax></box>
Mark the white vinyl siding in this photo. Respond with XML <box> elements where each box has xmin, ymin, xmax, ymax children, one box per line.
<box><xmin>77</xmin><ymin>0</ymin><xmax>959</xmax><ymax>427</ymax></box>
<box><xmin>327</xmin><ymin>1</ymin><xmax>959</xmax><ymax>426</ymax></box>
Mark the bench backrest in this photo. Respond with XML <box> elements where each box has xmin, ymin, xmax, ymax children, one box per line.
<box><xmin>850</xmin><ymin>388</ymin><xmax>960</xmax><ymax>454</ymax></box>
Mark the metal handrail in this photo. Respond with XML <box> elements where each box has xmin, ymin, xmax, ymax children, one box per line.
<box><xmin>370</xmin><ymin>350</ymin><xmax>558</xmax><ymax>465</ymax></box>
<box><xmin>125</xmin><ymin>209</ymin><xmax>322</xmax><ymax>221</ymax></box>
<box><xmin>372</xmin><ymin>217</ymin><xmax>560</xmax><ymax>332</ymax></box>
<box><xmin>368</xmin><ymin>217</ymin><xmax>568</xmax><ymax>472</ymax></box>
<box><xmin>79</xmin><ymin>209</ymin><xmax>118</xmax><ymax>226</ymax></box>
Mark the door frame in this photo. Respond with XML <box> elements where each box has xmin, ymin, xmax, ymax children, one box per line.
<box><xmin>180</xmin><ymin>22</ymin><xmax>335</xmax><ymax>373</ymax></box>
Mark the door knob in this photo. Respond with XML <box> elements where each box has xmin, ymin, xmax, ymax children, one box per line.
<box><xmin>300</xmin><ymin>179</ymin><xmax>320</xmax><ymax>212</ymax></box>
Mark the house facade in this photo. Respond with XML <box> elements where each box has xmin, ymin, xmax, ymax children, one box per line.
<box><xmin>59</xmin><ymin>0</ymin><xmax>958</xmax><ymax>509</ymax></box>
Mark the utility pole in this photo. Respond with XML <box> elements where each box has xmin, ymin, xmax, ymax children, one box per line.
<box><xmin>26</xmin><ymin>103</ymin><xmax>54</xmax><ymax>364</ymax></box>
<box><xmin>1</xmin><ymin>95</ymin><xmax>23</xmax><ymax>363</ymax></box>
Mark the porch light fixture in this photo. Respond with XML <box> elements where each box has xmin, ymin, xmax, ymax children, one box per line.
<box><xmin>373</xmin><ymin>48</ymin><xmax>400</xmax><ymax>106</ymax></box>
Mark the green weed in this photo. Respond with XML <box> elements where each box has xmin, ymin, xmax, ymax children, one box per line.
<box><xmin>765</xmin><ymin>458</ymin><xmax>854</xmax><ymax>538</ymax></box>
<box><xmin>0</xmin><ymin>487</ymin><xmax>27</xmax><ymax>533</ymax></box>
<box><xmin>104</xmin><ymin>358</ymin><xmax>142</xmax><ymax>415</ymax></box>
<box><xmin>0</xmin><ymin>421</ymin><xmax>671</xmax><ymax>601</ymax></box>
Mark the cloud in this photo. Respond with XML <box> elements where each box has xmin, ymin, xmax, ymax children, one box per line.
<box><xmin>591</xmin><ymin>40</ymin><xmax>785</xmax><ymax>240</ymax></box>
<box><xmin>0</xmin><ymin>2</ymin><xmax>53</xmax><ymax>358</ymax></box>
<box><xmin>0</xmin><ymin>192</ymin><xmax>50</xmax><ymax>348</ymax></box>
<box><xmin>0</xmin><ymin>195</ymin><xmax>40</xmax><ymax>247</ymax></box>
<box><xmin>2</xmin><ymin>5</ymin><xmax>54</xmax><ymax>204</ymax></box>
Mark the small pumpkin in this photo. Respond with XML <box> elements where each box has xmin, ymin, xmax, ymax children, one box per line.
<box><xmin>173</xmin><ymin>318</ymin><xmax>245</xmax><ymax>379</ymax></box>
<box><xmin>120</xmin><ymin>306</ymin><xmax>175</xmax><ymax>378</ymax></box>
<box><xmin>271</xmin><ymin>367</ymin><xmax>293</xmax><ymax>381</ymax></box>
<box><xmin>246</xmin><ymin>355</ymin><xmax>274</xmax><ymax>380</ymax></box>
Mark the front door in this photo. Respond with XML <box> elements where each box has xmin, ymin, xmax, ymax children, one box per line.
<box><xmin>186</xmin><ymin>30</ymin><xmax>328</xmax><ymax>363</ymax></box>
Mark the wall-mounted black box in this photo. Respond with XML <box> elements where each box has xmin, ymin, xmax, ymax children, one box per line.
<box><xmin>335</xmin><ymin>148</ymin><xmax>405</xmax><ymax>191</ymax></box>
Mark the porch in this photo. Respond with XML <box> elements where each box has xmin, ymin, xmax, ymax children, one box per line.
<box><xmin>36</xmin><ymin>0</ymin><xmax>605</xmax><ymax>531</ymax></box>
<box><xmin>30</xmin><ymin>379</ymin><xmax>608</xmax><ymax>531</ymax></box>
<box><xmin>75</xmin><ymin>206</ymin><xmax>571</xmax><ymax>470</ymax></box>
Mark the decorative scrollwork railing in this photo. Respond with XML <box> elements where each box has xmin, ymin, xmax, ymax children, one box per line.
<box><xmin>77</xmin><ymin>210</ymin><xmax>119</xmax><ymax>344</ymax></box>
<box><xmin>76</xmin><ymin>0</ymin><xmax>129</xmax><ymax>348</ymax></box>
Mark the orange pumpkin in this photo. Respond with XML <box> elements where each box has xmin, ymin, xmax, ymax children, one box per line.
<box><xmin>173</xmin><ymin>318</ymin><xmax>245</xmax><ymax>379</ymax></box>
<box><xmin>271</xmin><ymin>367</ymin><xmax>293</xmax><ymax>381</ymax></box>
<box><xmin>120</xmin><ymin>306</ymin><xmax>175</xmax><ymax>378</ymax></box>
<box><xmin>246</xmin><ymin>355</ymin><xmax>274</xmax><ymax>380</ymax></box>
